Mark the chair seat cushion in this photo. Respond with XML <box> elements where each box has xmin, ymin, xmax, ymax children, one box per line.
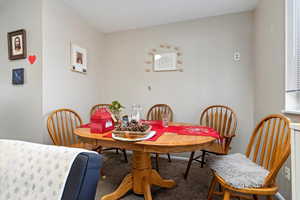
<box><xmin>207</xmin><ymin>153</ymin><xmax>269</xmax><ymax>189</ymax></box>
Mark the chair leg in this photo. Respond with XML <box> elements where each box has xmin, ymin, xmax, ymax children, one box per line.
<box><xmin>122</xmin><ymin>149</ymin><xmax>128</xmax><ymax>163</ymax></box>
<box><xmin>93</xmin><ymin>145</ymin><xmax>103</xmax><ymax>153</ymax></box>
<box><xmin>207</xmin><ymin>176</ymin><xmax>217</xmax><ymax>200</ymax></box>
<box><xmin>223</xmin><ymin>190</ymin><xmax>231</xmax><ymax>200</ymax></box>
<box><xmin>184</xmin><ymin>151</ymin><xmax>195</xmax><ymax>180</ymax></box>
<box><xmin>100</xmin><ymin>168</ymin><xmax>106</xmax><ymax>179</ymax></box>
<box><xmin>201</xmin><ymin>151</ymin><xmax>206</xmax><ymax>168</ymax></box>
<box><xmin>96</xmin><ymin>148</ymin><xmax>106</xmax><ymax>179</ymax></box>
<box><xmin>167</xmin><ymin>153</ymin><xmax>172</xmax><ymax>162</ymax></box>
<box><xmin>155</xmin><ymin>153</ymin><xmax>160</xmax><ymax>172</ymax></box>
<box><xmin>218</xmin><ymin>183</ymin><xmax>222</xmax><ymax>192</ymax></box>
<box><xmin>116</xmin><ymin>149</ymin><xmax>119</xmax><ymax>154</ymax></box>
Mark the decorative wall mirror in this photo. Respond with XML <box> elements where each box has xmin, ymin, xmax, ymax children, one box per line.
<box><xmin>145</xmin><ymin>44</ymin><xmax>183</xmax><ymax>72</ymax></box>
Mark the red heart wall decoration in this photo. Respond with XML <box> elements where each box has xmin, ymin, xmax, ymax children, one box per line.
<box><xmin>28</xmin><ymin>55</ymin><xmax>37</xmax><ymax>64</ymax></box>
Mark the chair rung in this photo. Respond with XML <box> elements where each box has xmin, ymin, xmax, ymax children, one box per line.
<box><xmin>194</xmin><ymin>159</ymin><xmax>205</xmax><ymax>164</ymax></box>
<box><xmin>193</xmin><ymin>155</ymin><xmax>202</xmax><ymax>160</ymax></box>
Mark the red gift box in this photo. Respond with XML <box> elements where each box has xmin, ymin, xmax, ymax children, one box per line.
<box><xmin>90</xmin><ymin>108</ymin><xmax>114</xmax><ymax>133</ymax></box>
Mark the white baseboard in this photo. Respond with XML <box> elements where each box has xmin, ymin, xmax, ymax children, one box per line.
<box><xmin>275</xmin><ymin>193</ymin><xmax>286</xmax><ymax>200</ymax></box>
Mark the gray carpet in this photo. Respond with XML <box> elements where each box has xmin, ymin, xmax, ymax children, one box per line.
<box><xmin>95</xmin><ymin>152</ymin><xmax>222</xmax><ymax>200</ymax></box>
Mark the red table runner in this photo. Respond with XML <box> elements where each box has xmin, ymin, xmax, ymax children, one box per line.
<box><xmin>81</xmin><ymin>121</ymin><xmax>220</xmax><ymax>141</ymax></box>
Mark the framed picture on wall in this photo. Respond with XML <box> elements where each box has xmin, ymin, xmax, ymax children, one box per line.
<box><xmin>153</xmin><ymin>52</ymin><xmax>177</xmax><ymax>71</ymax></box>
<box><xmin>7</xmin><ymin>29</ymin><xmax>27</xmax><ymax>60</ymax></box>
<box><xmin>12</xmin><ymin>68</ymin><xmax>24</xmax><ymax>85</ymax></box>
<box><xmin>71</xmin><ymin>43</ymin><xmax>87</xmax><ymax>73</ymax></box>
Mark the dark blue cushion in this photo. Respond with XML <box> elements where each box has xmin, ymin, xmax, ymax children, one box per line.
<box><xmin>61</xmin><ymin>152</ymin><xmax>102</xmax><ymax>200</ymax></box>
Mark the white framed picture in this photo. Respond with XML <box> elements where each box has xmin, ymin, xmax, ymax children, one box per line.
<box><xmin>71</xmin><ymin>43</ymin><xmax>87</xmax><ymax>73</ymax></box>
<box><xmin>153</xmin><ymin>52</ymin><xmax>177</xmax><ymax>71</ymax></box>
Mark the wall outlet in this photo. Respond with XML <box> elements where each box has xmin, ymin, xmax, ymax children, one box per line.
<box><xmin>284</xmin><ymin>166</ymin><xmax>291</xmax><ymax>181</ymax></box>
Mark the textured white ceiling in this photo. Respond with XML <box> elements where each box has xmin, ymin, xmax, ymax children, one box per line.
<box><xmin>63</xmin><ymin>0</ymin><xmax>258</xmax><ymax>33</ymax></box>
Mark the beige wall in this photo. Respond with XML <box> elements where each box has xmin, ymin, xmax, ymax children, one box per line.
<box><xmin>254</xmin><ymin>0</ymin><xmax>291</xmax><ymax>199</ymax></box>
<box><xmin>0</xmin><ymin>0</ymin><xmax>43</xmax><ymax>143</ymax></box>
<box><xmin>103</xmin><ymin>11</ymin><xmax>255</xmax><ymax>154</ymax></box>
<box><xmin>42</xmin><ymin>0</ymin><xmax>104</xmax><ymax>143</ymax></box>
<box><xmin>0</xmin><ymin>1</ymin><xmax>291</xmax><ymax>198</ymax></box>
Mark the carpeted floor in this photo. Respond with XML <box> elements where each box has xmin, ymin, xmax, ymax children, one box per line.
<box><xmin>95</xmin><ymin>152</ymin><xmax>222</xmax><ymax>200</ymax></box>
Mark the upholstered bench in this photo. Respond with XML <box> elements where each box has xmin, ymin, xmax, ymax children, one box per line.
<box><xmin>0</xmin><ymin>140</ymin><xmax>102</xmax><ymax>200</ymax></box>
<box><xmin>62</xmin><ymin>152</ymin><xmax>102</xmax><ymax>200</ymax></box>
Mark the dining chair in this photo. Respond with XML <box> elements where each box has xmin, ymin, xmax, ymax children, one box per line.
<box><xmin>147</xmin><ymin>104</ymin><xmax>173</xmax><ymax>171</ymax></box>
<box><xmin>47</xmin><ymin>108</ymin><xmax>86</xmax><ymax>148</ymax></box>
<box><xmin>47</xmin><ymin>108</ymin><xmax>105</xmax><ymax>178</ymax></box>
<box><xmin>207</xmin><ymin>114</ymin><xmax>291</xmax><ymax>200</ymax></box>
<box><xmin>47</xmin><ymin>108</ymin><xmax>104</xmax><ymax>150</ymax></box>
<box><xmin>184</xmin><ymin>105</ymin><xmax>237</xmax><ymax>179</ymax></box>
<box><xmin>90</xmin><ymin>104</ymin><xmax>128</xmax><ymax>163</ymax></box>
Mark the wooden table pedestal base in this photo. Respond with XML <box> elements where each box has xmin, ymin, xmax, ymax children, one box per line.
<box><xmin>101</xmin><ymin>151</ymin><xmax>176</xmax><ymax>200</ymax></box>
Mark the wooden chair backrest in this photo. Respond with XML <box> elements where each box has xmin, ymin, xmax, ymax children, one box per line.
<box><xmin>147</xmin><ymin>104</ymin><xmax>174</xmax><ymax>122</ymax></box>
<box><xmin>47</xmin><ymin>108</ymin><xmax>83</xmax><ymax>146</ymax></box>
<box><xmin>200</xmin><ymin>105</ymin><xmax>237</xmax><ymax>153</ymax></box>
<box><xmin>245</xmin><ymin>114</ymin><xmax>291</xmax><ymax>186</ymax></box>
<box><xmin>90</xmin><ymin>104</ymin><xmax>111</xmax><ymax>117</ymax></box>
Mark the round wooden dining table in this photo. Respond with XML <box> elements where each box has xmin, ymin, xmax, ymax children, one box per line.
<box><xmin>74</xmin><ymin>122</ymin><xmax>216</xmax><ymax>200</ymax></box>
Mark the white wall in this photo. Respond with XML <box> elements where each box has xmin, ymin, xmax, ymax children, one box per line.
<box><xmin>254</xmin><ymin>0</ymin><xmax>291</xmax><ymax>199</ymax></box>
<box><xmin>42</xmin><ymin>0</ymin><xmax>104</xmax><ymax>143</ymax></box>
<box><xmin>254</xmin><ymin>0</ymin><xmax>285</xmax><ymax>120</ymax></box>
<box><xmin>103</xmin><ymin>11</ymin><xmax>255</xmax><ymax>154</ymax></box>
<box><xmin>0</xmin><ymin>0</ymin><xmax>43</xmax><ymax>143</ymax></box>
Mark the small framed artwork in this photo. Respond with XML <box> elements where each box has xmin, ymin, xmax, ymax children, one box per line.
<box><xmin>153</xmin><ymin>52</ymin><xmax>177</xmax><ymax>71</ymax></box>
<box><xmin>71</xmin><ymin>43</ymin><xmax>87</xmax><ymax>73</ymax></box>
<box><xmin>7</xmin><ymin>29</ymin><xmax>27</xmax><ymax>60</ymax></box>
<box><xmin>12</xmin><ymin>68</ymin><xmax>24</xmax><ymax>85</ymax></box>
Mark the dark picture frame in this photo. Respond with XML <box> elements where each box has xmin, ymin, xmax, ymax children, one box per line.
<box><xmin>12</xmin><ymin>68</ymin><xmax>24</xmax><ymax>85</ymax></box>
<box><xmin>7</xmin><ymin>29</ymin><xmax>27</xmax><ymax>60</ymax></box>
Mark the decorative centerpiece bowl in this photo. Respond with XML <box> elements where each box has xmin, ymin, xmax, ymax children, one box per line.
<box><xmin>113</xmin><ymin>120</ymin><xmax>152</xmax><ymax>139</ymax></box>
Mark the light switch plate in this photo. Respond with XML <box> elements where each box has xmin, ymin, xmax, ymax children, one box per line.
<box><xmin>234</xmin><ymin>51</ymin><xmax>241</xmax><ymax>62</ymax></box>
